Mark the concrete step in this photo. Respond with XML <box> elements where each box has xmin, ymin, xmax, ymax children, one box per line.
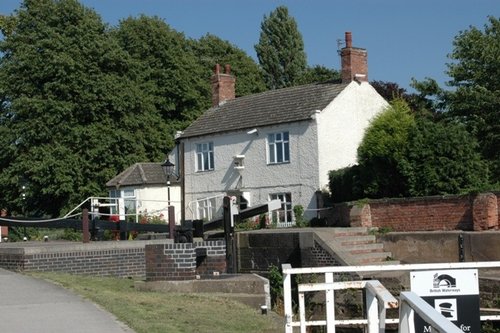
<box><xmin>328</xmin><ymin>227</ymin><xmax>370</xmax><ymax>236</ymax></box>
<box><xmin>334</xmin><ymin>235</ymin><xmax>376</xmax><ymax>245</ymax></box>
<box><xmin>343</xmin><ymin>242</ymin><xmax>385</xmax><ymax>254</ymax></box>
<box><xmin>355</xmin><ymin>251</ymin><xmax>395</xmax><ymax>264</ymax></box>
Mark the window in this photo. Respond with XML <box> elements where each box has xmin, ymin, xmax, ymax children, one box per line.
<box><xmin>269</xmin><ymin>193</ymin><xmax>292</xmax><ymax>225</ymax></box>
<box><xmin>268</xmin><ymin>132</ymin><xmax>289</xmax><ymax>164</ymax></box>
<box><xmin>196</xmin><ymin>142</ymin><xmax>214</xmax><ymax>171</ymax></box>
<box><xmin>196</xmin><ymin>197</ymin><xmax>217</xmax><ymax>221</ymax></box>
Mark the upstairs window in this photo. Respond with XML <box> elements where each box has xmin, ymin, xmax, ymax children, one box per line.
<box><xmin>268</xmin><ymin>131</ymin><xmax>290</xmax><ymax>164</ymax></box>
<box><xmin>196</xmin><ymin>142</ymin><xmax>214</xmax><ymax>171</ymax></box>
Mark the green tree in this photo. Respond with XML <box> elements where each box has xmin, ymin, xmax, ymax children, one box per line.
<box><xmin>254</xmin><ymin>6</ymin><xmax>307</xmax><ymax>89</ymax></box>
<box><xmin>357</xmin><ymin>99</ymin><xmax>416</xmax><ymax>198</ymax></box>
<box><xmin>112</xmin><ymin>15</ymin><xmax>208</xmax><ymax>129</ymax></box>
<box><xmin>404</xmin><ymin>118</ymin><xmax>489</xmax><ymax>196</ymax></box>
<box><xmin>297</xmin><ymin>65</ymin><xmax>340</xmax><ymax>85</ymax></box>
<box><xmin>444</xmin><ymin>16</ymin><xmax>500</xmax><ymax>181</ymax></box>
<box><xmin>190</xmin><ymin>33</ymin><xmax>267</xmax><ymax>96</ymax></box>
<box><xmin>0</xmin><ymin>0</ymin><xmax>169</xmax><ymax>216</ymax></box>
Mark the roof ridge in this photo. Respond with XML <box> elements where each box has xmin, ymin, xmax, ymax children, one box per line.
<box><xmin>138</xmin><ymin>164</ymin><xmax>147</xmax><ymax>183</ymax></box>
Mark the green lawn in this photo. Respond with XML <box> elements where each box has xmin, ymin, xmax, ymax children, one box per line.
<box><xmin>29</xmin><ymin>272</ymin><xmax>283</xmax><ymax>333</ymax></box>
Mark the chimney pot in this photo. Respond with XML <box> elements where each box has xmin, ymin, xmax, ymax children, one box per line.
<box><xmin>214</xmin><ymin>63</ymin><xmax>220</xmax><ymax>75</ymax></box>
<box><xmin>225</xmin><ymin>64</ymin><xmax>231</xmax><ymax>74</ymax></box>
<box><xmin>345</xmin><ymin>32</ymin><xmax>352</xmax><ymax>48</ymax></box>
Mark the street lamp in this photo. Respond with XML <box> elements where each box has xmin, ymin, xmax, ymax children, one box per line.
<box><xmin>161</xmin><ymin>158</ymin><xmax>175</xmax><ymax>207</ymax></box>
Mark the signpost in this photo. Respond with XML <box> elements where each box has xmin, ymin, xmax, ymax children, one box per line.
<box><xmin>411</xmin><ymin>269</ymin><xmax>481</xmax><ymax>332</ymax></box>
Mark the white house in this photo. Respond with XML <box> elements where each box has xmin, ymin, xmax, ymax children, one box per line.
<box><xmin>106</xmin><ymin>162</ymin><xmax>182</xmax><ymax>224</ymax></box>
<box><xmin>174</xmin><ymin>32</ymin><xmax>388</xmax><ymax>226</ymax></box>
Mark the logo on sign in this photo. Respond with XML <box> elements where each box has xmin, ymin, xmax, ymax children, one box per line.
<box><xmin>434</xmin><ymin>298</ymin><xmax>457</xmax><ymax>321</ymax></box>
<box><xmin>433</xmin><ymin>273</ymin><xmax>456</xmax><ymax>288</ymax></box>
<box><xmin>429</xmin><ymin>273</ymin><xmax>460</xmax><ymax>293</ymax></box>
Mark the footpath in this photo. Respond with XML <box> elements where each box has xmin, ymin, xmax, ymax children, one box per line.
<box><xmin>0</xmin><ymin>268</ymin><xmax>135</xmax><ymax>333</ymax></box>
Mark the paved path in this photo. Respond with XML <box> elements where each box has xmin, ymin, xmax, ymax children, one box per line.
<box><xmin>0</xmin><ymin>268</ymin><xmax>135</xmax><ymax>333</ymax></box>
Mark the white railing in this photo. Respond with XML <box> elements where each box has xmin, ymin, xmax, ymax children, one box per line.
<box><xmin>295</xmin><ymin>279</ymin><xmax>398</xmax><ymax>333</ymax></box>
<box><xmin>282</xmin><ymin>261</ymin><xmax>500</xmax><ymax>333</ymax></box>
<box><xmin>64</xmin><ymin>196</ymin><xmax>181</xmax><ymax>224</ymax></box>
<box><xmin>399</xmin><ymin>291</ymin><xmax>462</xmax><ymax>333</ymax></box>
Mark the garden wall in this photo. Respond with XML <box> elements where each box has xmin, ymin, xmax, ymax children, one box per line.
<box><xmin>322</xmin><ymin>192</ymin><xmax>499</xmax><ymax>231</ymax></box>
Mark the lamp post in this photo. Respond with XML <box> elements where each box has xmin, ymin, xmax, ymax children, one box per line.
<box><xmin>161</xmin><ymin>158</ymin><xmax>176</xmax><ymax>240</ymax></box>
<box><xmin>161</xmin><ymin>158</ymin><xmax>175</xmax><ymax>207</ymax></box>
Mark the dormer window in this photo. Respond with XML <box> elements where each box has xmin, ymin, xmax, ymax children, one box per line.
<box><xmin>268</xmin><ymin>131</ymin><xmax>290</xmax><ymax>164</ymax></box>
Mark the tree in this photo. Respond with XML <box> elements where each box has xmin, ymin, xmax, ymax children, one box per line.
<box><xmin>254</xmin><ymin>6</ymin><xmax>307</xmax><ymax>89</ymax></box>
<box><xmin>356</xmin><ymin>99</ymin><xmax>416</xmax><ymax>198</ymax></box>
<box><xmin>404</xmin><ymin>118</ymin><xmax>489</xmax><ymax>196</ymax></box>
<box><xmin>298</xmin><ymin>65</ymin><xmax>340</xmax><ymax>85</ymax></box>
<box><xmin>444</xmin><ymin>16</ymin><xmax>500</xmax><ymax>181</ymax></box>
<box><xmin>190</xmin><ymin>33</ymin><xmax>267</xmax><ymax>96</ymax></box>
<box><xmin>0</xmin><ymin>0</ymin><xmax>169</xmax><ymax>216</ymax></box>
<box><xmin>112</xmin><ymin>15</ymin><xmax>209</xmax><ymax>128</ymax></box>
<box><xmin>330</xmin><ymin>99</ymin><xmax>491</xmax><ymax>202</ymax></box>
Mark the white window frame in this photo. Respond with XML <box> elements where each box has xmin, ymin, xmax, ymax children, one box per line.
<box><xmin>196</xmin><ymin>142</ymin><xmax>214</xmax><ymax>172</ymax></box>
<box><xmin>269</xmin><ymin>192</ymin><xmax>292</xmax><ymax>226</ymax></box>
<box><xmin>267</xmin><ymin>131</ymin><xmax>290</xmax><ymax>164</ymax></box>
<box><xmin>196</xmin><ymin>197</ymin><xmax>216</xmax><ymax>221</ymax></box>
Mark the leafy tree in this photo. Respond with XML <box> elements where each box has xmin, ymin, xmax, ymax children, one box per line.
<box><xmin>254</xmin><ymin>6</ymin><xmax>307</xmax><ymax>89</ymax></box>
<box><xmin>298</xmin><ymin>65</ymin><xmax>340</xmax><ymax>85</ymax></box>
<box><xmin>444</xmin><ymin>16</ymin><xmax>500</xmax><ymax>181</ymax></box>
<box><xmin>330</xmin><ymin>99</ymin><xmax>491</xmax><ymax>202</ymax></box>
<box><xmin>190</xmin><ymin>33</ymin><xmax>267</xmax><ymax>96</ymax></box>
<box><xmin>0</xmin><ymin>0</ymin><xmax>169</xmax><ymax>216</ymax></box>
<box><xmin>112</xmin><ymin>15</ymin><xmax>208</xmax><ymax>129</ymax></box>
<box><xmin>356</xmin><ymin>99</ymin><xmax>416</xmax><ymax>198</ymax></box>
<box><xmin>404</xmin><ymin>118</ymin><xmax>489</xmax><ymax>196</ymax></box>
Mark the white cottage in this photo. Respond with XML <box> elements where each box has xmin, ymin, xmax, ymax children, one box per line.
<box><xmin>175</xmin><ymin>32</ymin><xmax>388</xmax><ymax>225</ymax></box>
<box><xmin>106</xmin><ymin>162</ymin><xmax>182</xmax><ymax>224</ymax></box>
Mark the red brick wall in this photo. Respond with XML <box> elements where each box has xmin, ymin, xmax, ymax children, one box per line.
<box><xmin>369</xmin><ymin>196</ymin><xmax>473</xmax><ymax>231</ymax></box>
<box><xmin>324</xmin><ymin>192</ymin><xmax>499</xmax><ymax>232</ymax></box>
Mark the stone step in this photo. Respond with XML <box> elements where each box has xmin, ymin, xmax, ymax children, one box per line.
<box><xmin>343</xmin><ymin>242</ymin><xmax>385</xmax><ymax>254</ymax></box>
<box><xmin>334</xmin><ymin>235</ymin><xmax>376</xmax><ymax>245</ymax></box>
<box><xmin>328</xmin><ymin>227</ymin><xmax>370</xmax><ymax>236</ymax></box>
<box><xmin>355</xmin><ymin>251</ymin><xmax>395</xmax><ymax>264</ymax></box>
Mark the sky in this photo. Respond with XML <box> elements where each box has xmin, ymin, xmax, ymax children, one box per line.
<box><xmin>0</xmin><ymin>0</ymin><xmax>498</xmax><ymax>91</ymax></box>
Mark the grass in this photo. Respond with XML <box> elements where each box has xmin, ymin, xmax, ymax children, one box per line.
<box><xmin>28</xmin><ymin>272</ymin><xmax>283</xmax><ymax>333</ymax></box>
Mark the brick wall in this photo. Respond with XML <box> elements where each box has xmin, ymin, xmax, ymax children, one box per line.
<box><xmin>0</xmin><ymin>240</ymin><xmax>170</xmax><ymax>277</ymax></box>
<box><xmin>145</xmin><ymin>240</ymin><xmax>226</xmax><ymax>281</ymax></box>
<box><xmin>322</xmin><ymin>192</ymin><xmax>499</xmax><ymax>232</ymax></box>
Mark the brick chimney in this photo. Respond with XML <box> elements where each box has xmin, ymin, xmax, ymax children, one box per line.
<box><xmin>211</xmin><ymin>64</ymin><xmax>235</xmax><ymax>107</ymax></box>
<box><xmin>340</xmin><ymin>32</ymin><xmax>368</xmax><ymax>83</ymax></box>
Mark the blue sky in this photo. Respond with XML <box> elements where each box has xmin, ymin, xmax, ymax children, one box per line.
<box><xmin>1</xmin><ymin>0</ymin><xmax>498</xmax><ymax>91</ymax></box>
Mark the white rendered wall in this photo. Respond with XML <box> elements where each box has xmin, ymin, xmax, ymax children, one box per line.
<box><xmin>315</xmin><ymin>81</ymin><xmax>389</xmax><ymax>190</ymax></box>
<box><xmin>117</xmin><ymin>185</ymin><xmax>182</xmax><ymax>224</ymax></box>
<box><xmin>182</xmin><ymin>120</ymin><xmax>320</xmax><ymax>220</ymax></box>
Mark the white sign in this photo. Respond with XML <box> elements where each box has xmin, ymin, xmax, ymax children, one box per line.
<box><xmin>411</xmin><ymin>269</ymin><xmax>478</xmax><ymax>296</ymax></box>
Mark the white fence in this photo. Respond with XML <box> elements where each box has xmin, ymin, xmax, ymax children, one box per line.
<box><xmin>282</xmin><ymin>261</ymin><xmax>500</xmax><ymax>333</ymax></box>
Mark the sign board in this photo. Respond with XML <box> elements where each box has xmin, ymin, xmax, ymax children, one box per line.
<box><xmin>411</xmin><ymin>269</ymin><xmax>480</xmax><ymax>333</ymax></box>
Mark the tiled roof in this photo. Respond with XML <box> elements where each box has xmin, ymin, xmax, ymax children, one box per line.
<box><xmin>106</xmin><ymin>163</ymin><xmax>178</xmax><ymax>188</ymax></box>
<box><xmin>179</xmin><ymin>81</ymin><xmax>349</xmax><ymax>139</ymax></box>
